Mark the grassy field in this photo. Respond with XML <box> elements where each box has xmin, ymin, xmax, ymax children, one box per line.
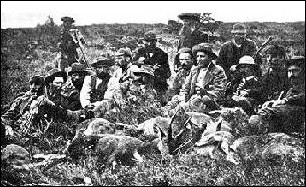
<box><xmin>1</xmin><ymin>20</ymin><xmax>305</xmax><ymax>186</ymax></box>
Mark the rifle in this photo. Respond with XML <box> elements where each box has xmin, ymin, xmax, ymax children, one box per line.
<box><xmin>71</xmin><ymin>29</ymin><xmax>90</xmax><ymax>68</ymax></box>
<box><xmin>252</xmin><ymin>36</ymin><xmax>273</xmax><ymax>59</ymax></box>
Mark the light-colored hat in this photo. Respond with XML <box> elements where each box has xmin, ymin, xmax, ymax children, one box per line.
<box><xmin>129</xmin><ymin>65</ymin><xmax>154</xmax><ymax>77</ymax></box>
<box><xmin>236</xmin><ymin>55</ymin><xmax>259</xmax><ymax>69</ymax></box>
<box><xmin>231</xmin><ymin>23</ymin><xmax>247</xmax><ymax>34</ymax></box>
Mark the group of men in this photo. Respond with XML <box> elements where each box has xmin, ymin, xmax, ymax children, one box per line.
<box><xmin>2</xmin><ymin>15</ymin><xmax>305</xmax><ymax>147</ymax></box>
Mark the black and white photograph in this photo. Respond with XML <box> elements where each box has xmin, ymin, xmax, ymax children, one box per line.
<box><xmin>1</xmin><ymin>1</ymin><xmax>305</xmax><ymax>186</ymax></box>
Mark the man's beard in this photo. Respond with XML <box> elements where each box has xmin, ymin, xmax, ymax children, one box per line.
<box><xmin>97</xmin><ymin>72</ymin><xmax>110</xmax><ymax>80</ymax></box>
<box><xmin>31</xmin><ymin>88</ymin><xmax>44</xmax><ymax>98</ymax></box>
<box><xmin>72</xmin><ymin>79</ymin><xmax>84</xmax><ymax>90</ymax></box>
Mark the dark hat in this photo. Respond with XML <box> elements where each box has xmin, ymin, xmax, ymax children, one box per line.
<box><xmin>91</xmin><ymin>57</ymin><xmax>114</xmax><ymax>68</ymax></box>
<box><xmin>45</xmin><ymin>68</ymin><xmax>68</xmax><ymax>84</ymax></box>
<box><xmin>115</xmin><ymin>48</ymin><xmax>132</xmax><ymax>58</ymax></box>
<box><xmin>192</xmin><ymin>43</ymin><xmax>218</xmax><ymax>60</ymax></box>
<box><xmin>231</xmin><ymin>23</ymin><xmax>247</xmax><ymax>34</ymax></box>
<box><xmin>61</xmin><ymin>16</ymin><xmax>75</xmax><ymax>23</ymax></box>
<box><xmin>144</xmin><ymin>31</ymin><xmax>157</xmax><ymax>42</ymax></box>
<box><xmin>129</xmin><ymin>65</ymin><xmax>155</xmax><ymax>77</ymax></box>
<box><xmin>287</xmin><ymin>56</ymin><xmax>305</xmax><ymax>68</ymax></box>
<box><xmin>264</xmin><ymin>45</ymin><xmax>286</xmax><ymax>57</ymax></box>
<box><xmin>178</xmin><ymin>13</ymin><xmax>200</xmax><ymax>22</ymax></box>
<box><xmin>236</xmin><ymin>55</ymin><xmax>260</xmax><ymax>70</ymax></box>
<box><xmin>29</xmin><ymin>75</ymin><xmax>45</xmax><ymax>86</ymax></box>
<box><xmin>68</xmin><ymin>63</ymin><xmax>91</xmax><ymax>76</ymax></box>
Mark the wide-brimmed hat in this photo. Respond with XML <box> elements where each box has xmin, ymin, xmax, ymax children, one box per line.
<box><xmin>236</xmin><ymin>55</ymin><xmax>259</xmax><ymax>69</ymax></box>
<box><xmin>178</xmin><ymin>13</ymin><xmax>200</xmax><ymax>22</ymax></box>
<box><xmin>91</xmin><ymin>57</ymin><xmax>115</xmax><ymax>68</ymax></box>
<box><xmin>192</xmin><ymin>43</ymin><xmax>218</xmax><ymax>60</ymax></box>
<box><xmin>29</xmin><ymin>75</ymin><xmax>45</xmax><ymax>86</ymax></box>
<box><xmin>61</xmin><ymin>16</ymin><xmax>75</xmax><ymax>23</ymax></box>
<box><xmin>264</xmin><ymin>45</ymin><xmax>286</xmax><ymax>57</ymax></box>
<box><xmin>129</xmin><ymin>65</ymin><xmax>155</xmax><ymax>77</ymax></box>
<box><xmin>45</xmin><ymin>68</ymin><xmax>67</xmax><ymax>84</ymax></box>
<box><xmin>115</xmin><ymin>48</ymin><xmax>132</xmax><ymax>58</ymax></box>
<box><xmin>231</xmin><ymin>23</ymin><xmax>247</xmax><ymax>34</ymax></box>
<box><xmin>144</xmin><ymin>31</ymin><xmax>157</xmax><ymax>42</ymax></box>
<box><xmin>68</xmin><ymin>63</ymin><xmax>91</xmax><ymax>76</ymax></box>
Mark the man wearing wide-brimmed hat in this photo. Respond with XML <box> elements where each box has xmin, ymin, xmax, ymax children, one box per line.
<box><xmin>60</xmin><ymin>63</ymin><xmax>92</xmax><ymax>111</ymax></box>
<box><xmin>133</xmin><ymin>31</ymin><xmax>171</xmax><ymax>106</ymax></box>
<box><xmin>58</xmin><ymin>16</ymin><xmax>86</xmax><ymax>72</ymax></box>
<box><xmin>165</xmin><ymin>43</ymin><xmax>227</xmax><ymax>113</ymax></box>
<box><xmin>1</xmin><ymin>75</ymin><xmax>45</xmax><ymax>134</ymax></box>
<box><xmin>80</xmin><ymin>57</ymin><xmax>114</xmax><ymax>109</ymax></box>
<box><xmin>178</xmin><ymin>13</ymin><xmax>209</xmax><ymax>49</ymax></box>
<box><xmin>92</xmin><ymin>64</ymin><xmax>162</xmax><ymax>119</ymax></box>
<box><xmin>261</xmin><ymin>44</ymin><xmax>290</xmax><ymax>102</ymax></box>
<box><xmin>249</xmin><ymin>55</ymin><xmax>305</xmax><ymax>135</ymax></box>
<box><xmin>216</xmin><ymin>23</ymin><xmax>258</xmax><ymax>79</ymax></box>
<box><xmin>44</xmin><ymin>68</ymin><xmax>68</xmax><ymax>107</ymax></box>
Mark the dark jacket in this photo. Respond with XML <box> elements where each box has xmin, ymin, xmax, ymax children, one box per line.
<box><xmin>261</xmin><ymin>69</ymin><xmax>290</xmax><ymax>102</ymax></box>
<box><xmin>179</xmin><ymin>29</ymin><xmax>209</xmax><ymax>49</ymax></box>
<box><xmin>216</xmin><ymin>39</ymin><xmax>257</xmax><ymax>77</ymax></box>
<box><xmin>133</xmin><ymin>46</ymin><xmax>171</xmax><ymax>92</ymax></box>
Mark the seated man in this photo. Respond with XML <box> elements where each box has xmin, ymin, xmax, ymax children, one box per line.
<box><xmin>165</xmin><ymin>43</ymin><xmax>227</xmax><ymax>114</ymax></box>
<box><xmin>61</xmin><ymin>63</ymin><xmax>92</xmax><ymax>111</ymax></box>
<box><xmin>44</xmin><ymin>68</ymin><xmax>68</xmax><ymax>107</ymax></box>
<box><xmin>261</xmin><ymin>44</ymin><xmax>290</xmax><ymax>102</ymax></box>
<box><xmin>93</xmin><ymin>65</ymin><xmax>163</xmax><ymax>124</ymax></box>
<box><xmin>225</xmin><ymin>56</ymin><xmax>263</xmax><ymax>115</ymax></box>
<box><xmin>170</xmin><ymin>47</ymin><xmax>195</xmax><ymax>96</ymax></box>
<box><xmin>249</xmin><ymin>56</ymin><xmax>305</xmax><ymax>136</ymax></box>
<box><xmin>133</xmin><ymin>31</ymin><xmax>171</xmax><ymax>106</ymax></box>
<box><xmin>80</xmin><ymin>57</ymin><xmax>114</xmax><ymax>110</ymax></box>
<box><xmin>1</xmin><ymin>75</ymin><xmax>45</xmax><ymax>134</ymax></box>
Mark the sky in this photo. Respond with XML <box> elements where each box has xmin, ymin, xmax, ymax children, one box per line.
<box><xmin>1</xmin><ymin>1</ymin><xmax>305</xmax><ymax>29</ymax></box>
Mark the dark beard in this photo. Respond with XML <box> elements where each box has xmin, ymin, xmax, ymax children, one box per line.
<box><xmin>97</xmin><ymin>72</ymin><xmax>110</xmax><ymax>80</ymax></box>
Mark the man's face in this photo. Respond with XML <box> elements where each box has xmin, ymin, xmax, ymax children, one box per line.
<box><xmin>288</xmin><ymin>65</ymin><xmax>303</xmax><ymax>86</ymax></box>
<box><xmin>71</xmin><ymin>72</ymin><xmax>85</xmax><ymax>87</ymax></box>
<box><xmin>30</xmin><ymin>83</ymin><xmax>44</xmax><ymax>97</ymax></box>
<box><xmin>196</xmin><ymin>52</ymin><xmax>210</xmax><ymax>67</ymax></box>
<box><xmin>238</xmin><ymin>65</ymin><xmax>256</xmax><ymax>78</ymax></box>
<box><xmin>179</xmin><ymin>53</ymin><xmax>193</xmax><ymax>71</ymax></box>
<box><xmin>115</xmin><ymin>55</ymin><xmax>130</xmax><ymax>67</ymax></box>
<box><xmin>143</xmin><ymin>40</ymin><xmax>155</xmax><ymax>49</ymax></box>
<box><xmin>233</xmin><ymin>33</ymin><xmax>246</xmax><ymax>46</ymax></box>
<box><xmin>62</xmin><ymin>21</ymin><xmax>72</xmax><ymax>29</ymax></box>
<box><xmin>267</xmin><ymin>54</ymin><xmax>285</xmax><ymax>70</ymax></box>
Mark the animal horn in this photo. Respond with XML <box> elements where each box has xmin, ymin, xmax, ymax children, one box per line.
<box><xmin>167</xmin><ymin>108</ymin><xmax>180</xmax><ymax>151</ymax></box>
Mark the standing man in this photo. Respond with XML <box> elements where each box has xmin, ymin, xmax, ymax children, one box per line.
<box><xmin>178</xmin><ymin>13</ymin><xmax>209</xmax><ymax>49</ymax></box>
<box><xmin>133</xmin><ymin>31</ymin><xmax>171</xmax><ymax>106</ymax></box>
<box><xmin>216</xmin><ymin>23</ymin><xmax>258</xmax><ymax>79</ymax></box>
<box><xmin>58</xmin><ymin>16</ymin><xmax>86</xmax><ymax>72</ymax></box>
